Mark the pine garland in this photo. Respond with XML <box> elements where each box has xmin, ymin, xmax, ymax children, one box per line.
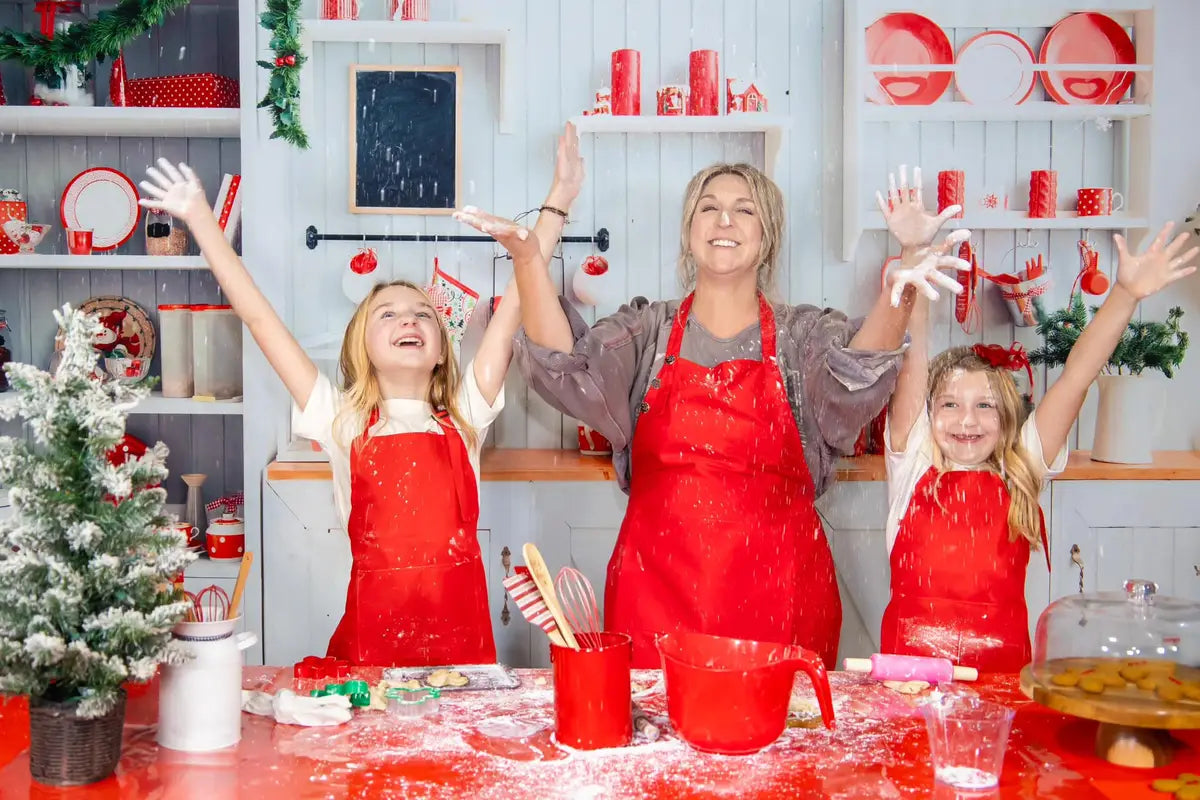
<box><xmin>0</xmin><ymin>0</ymin><xmax>190</xmax><ymax>79</ymax></box>
<box><xmin>0</xmin><ymin>305</ymin><xmax>194</xmax><ymax>717</ymax></box>
<box><xmin>256</xmin><ymin>0</ymin><xmax>309</xmax><ymax>149</ymax></box>
<box><xmin>1029</xmin><ymin>293</ymin><xmax>1189</xmax><ymax>378</ymax></box>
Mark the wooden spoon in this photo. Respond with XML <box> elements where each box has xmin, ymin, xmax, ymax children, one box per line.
<box><xmin>227</xmin><ymin>551</ymin><xmax>254</xmax><ymax>620</ymax></box>
<box><xmin>522</xmin><ymin>543</ymin><xmax>578</xmax><ymax>649</ymax></box>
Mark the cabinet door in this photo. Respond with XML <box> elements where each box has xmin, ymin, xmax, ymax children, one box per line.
<box><xmin>817</xmin><ymin>482</ymin><xmax>889</xmax><ymax>658</ymax></box>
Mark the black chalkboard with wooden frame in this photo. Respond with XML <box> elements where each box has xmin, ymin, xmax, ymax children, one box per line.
<box><xmin>348</xmin><ymin>65</ymin><xmax>461</xmax><ymax>215</ymax></box>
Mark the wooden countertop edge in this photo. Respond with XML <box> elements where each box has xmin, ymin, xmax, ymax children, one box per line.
<box><xmin>266</xmin><ymin>449</ymin><xmax>1200</xmax><ymax>483</ymax></box>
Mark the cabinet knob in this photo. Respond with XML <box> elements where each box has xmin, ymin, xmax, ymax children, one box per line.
<box><xmin>1070</xmin><ymin>544</ymin><xmax>1084</xmax><ymax>594</ymax></box>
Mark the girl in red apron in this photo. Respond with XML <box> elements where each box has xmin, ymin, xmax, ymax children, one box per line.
<box><xmin>139</xmin><ymin>145</ymin><xmax>584</xmax><ymax>665</ymax></box>
<box><xmin>883</xmin><ymin>222</ymin><xmax>1197</xmax><ymax>672</ymax></box>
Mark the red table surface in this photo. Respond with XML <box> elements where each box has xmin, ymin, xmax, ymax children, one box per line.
<box><xmin>1</xmin><ymin>668</ymin><xmax>1197</xmax><ymax>799</ymax></box>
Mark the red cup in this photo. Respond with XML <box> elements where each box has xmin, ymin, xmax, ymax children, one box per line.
<box><xmin>611</xmin><ymin>49</ymin><xmax>641</xmax><ymax>116</ymax></box>
<box><xmin>1077</xmin><ymin>187</ymin><xmax>1123</xmax><ymax>217</ymax></box>
<box><xmin>66</xmin><ymin>228</ymin><xmax>93</xmax><ymax>255</ymax></box>
<box><xmin>688</xmin><ymin>50</ymin><xmax>719</xmax><ymax>115</ymax></box>
<box><xmin>551</xmin><ymin>632</ymin><xmax>633</xmax><ymax>750</ymax></box>
<box><xmin>1028</xmin><ymin>170</ymin><xmax>1057</xmax><ymax>218</ymax></box>
<box><xmin>937</xmin><ymin>170</ymin><xmax>965</xmax><ymax>218</ymax></box>
<box><xmin>577</xmin><ymin>424</ymin><xmax>613</xmax><ymax>456</ymax></box>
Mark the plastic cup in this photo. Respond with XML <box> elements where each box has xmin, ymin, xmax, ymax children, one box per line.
<box><xmin>920</xmin><ymin>690</ymin><xmax>1014</xmax><ymax>791</ymax></box>
<box><xmin>66</xmin><ymin>228</ymin><xmax>93</xmax><ymax>255</ymax></box>
<box><xmin>550</xmin><ymin>631</ymin><xmax>632</xmax><ymax>750</ymax></box>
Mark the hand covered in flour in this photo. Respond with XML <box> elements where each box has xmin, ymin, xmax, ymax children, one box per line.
<box><xmin>453</xmin><ymin>206</ymin><xmax>544</xmax><ymax>266</ymax></box>
<box><xmin>885</xmin><ymin>228</ymin><xmax>973</xmax><ymax>307</ymax></box>
<box><xmin>875</xmin><ymin>164</ymin><xmax>962</xmax><ymax>250</ymax></box>
<box><xmin>138</xmin><ymin>158</ymin><xmax>209</xmax><ymax>225</ymax></box>
<box><xmin>1113</xmin><ymin>221</ymin><xmax>1199</xmax><ymax>300</ymax></box>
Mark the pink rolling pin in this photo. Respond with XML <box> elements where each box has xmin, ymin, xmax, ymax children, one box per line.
<box><xmin>843</xmin><ymin>654</ymin><xmax>978</xmax><ymax>683</ymax></box>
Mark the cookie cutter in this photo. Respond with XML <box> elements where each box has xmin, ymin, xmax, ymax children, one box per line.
<box><xmin>294</xmin><ymin>655</ymin><xmax>350</xmax><ymax>682</ymax></box>
<box><xmin>311</xmin><ymin>679</ymin><xmax>371</xmax><ymax>707</ymax></box>
<box><xmin>385</xmin><ymin>686</ymin><xmax>441</xmax><ymax>717</ymax></box>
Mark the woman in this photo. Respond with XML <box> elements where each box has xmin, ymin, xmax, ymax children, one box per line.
<box><xmin>458</xmin><ymin>131</ymin><xmax>966</xmax><ymax>667</ymax></box>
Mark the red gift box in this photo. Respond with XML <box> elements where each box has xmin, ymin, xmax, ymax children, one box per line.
<box><xmin>0</xmin><ymin>201</ymin><xmax>27</xmax><ymax>255</ymax></box>
<box><xmin>126</xmin><ymin>73</ymin><xmax>239</xmax><ymax>109</ymax></box>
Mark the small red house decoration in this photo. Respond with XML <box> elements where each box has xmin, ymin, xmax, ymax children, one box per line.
<box><xmin>726</xmin><ymin>79</ymin><xmax>768</xmax><ymax>113</ymax></box>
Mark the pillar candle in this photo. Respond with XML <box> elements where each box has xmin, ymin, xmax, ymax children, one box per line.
<box><xmin>688</xmin><ymin>50</ymin><xmax>719</xmax><ymax>116</ymax></box>
<box><xmin>937</xmin><ymin>170</ymin><xmax>965</xmax><ymax>218</ymax></box>
<box><xmin>1028</xmin><ymin>169</ymin><xmax>1057</xmax><ymax>218</ymax></box>
<box><xmin>611</xmin><ymin>49</ymin><xmax>641</xmax><ymax>116</ymax></box>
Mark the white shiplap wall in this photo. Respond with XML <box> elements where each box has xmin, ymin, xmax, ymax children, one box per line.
<box><xmin>264</xmin><ymin>0</ymin><xmax>1200</xmax><ymax>455</ymax></box>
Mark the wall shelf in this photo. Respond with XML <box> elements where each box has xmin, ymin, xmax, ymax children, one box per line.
<box><xmin>570</xmin><ymin>113</ymin><xmax>790</xmax><ymax>180</ymax></box>
<box><xmin>0</xmin><ymin>255</ymin><xmax>211</xmax><ymax>270</ymax></box>
<box><xmin>860</xmin><ymin>103</ymin><xmax>1151</xmax><ymax>123</ymax></box>
<box><xmin>0</xmin><ymin>391</ymin><xmax>243</xmax><ymax>416</ymax></box>
<box><xmin>299</xmin><ymin>20</ymin><xmax>520</xmax><ymax>133</ymax></box>
<box><xmin>0</xmin><ymin>106</ymin><xmax>240</xmax><ymax>138</ymax></box>
<box><xmin>860</xmin><ymin>211</ymin><xmax>1148</xmax><ymax>231</ymax></box>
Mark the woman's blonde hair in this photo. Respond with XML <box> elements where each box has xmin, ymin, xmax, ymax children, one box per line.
<box><xmin>927</xmin><ymin>346</ymin><xmax>1042</xmax><ymax>549</ymax></box>
<box><xmin>332</xmin><ymin>280</ymin><xmax>476</xmax><ymax>452</ymax></box>
<box><xmin>677</xmin><ymin>163</ymin><xmax>785</xmax><ymax>297</ymax></box>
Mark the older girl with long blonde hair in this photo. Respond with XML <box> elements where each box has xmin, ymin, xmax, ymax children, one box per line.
<box><xmin>883</xmin><ymin>221</ymin><xmax>1198</xmax><ymax>672</ymax></box>
<box><xmin>137</xmin><ymin>133</ymin><xmax>582</xmax><ymax>665</ymax></box>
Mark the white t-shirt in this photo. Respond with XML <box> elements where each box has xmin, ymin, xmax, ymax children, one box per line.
<box><xmin>884</xmin><ymin>410</ymin><xmax>1069</xmax><ymax>553</ymax></box>
<box><xmin>292</xmin><ymin>368</ymin><xmax>504</xmax><ymax>531</ymax></box>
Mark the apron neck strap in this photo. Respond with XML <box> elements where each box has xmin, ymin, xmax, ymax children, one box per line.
<box><xmin>668</xmin><ymin>292</ymin><xmax>777</xmax><ymax>360</ymax></box>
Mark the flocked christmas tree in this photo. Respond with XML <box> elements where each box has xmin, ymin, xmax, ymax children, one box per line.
<box><xmin>0</xmin><ymin>305</ymin><xmax>194</xmax><ymax>718</ymax></box>
<box><xmin>1030</xmin><ymin>293</ymin><xmax>1189</xmax><ymax>378</ymax></box>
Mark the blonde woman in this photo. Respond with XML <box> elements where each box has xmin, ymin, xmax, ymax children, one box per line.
<box><xmin>882</xmin><ymin>221</ymin><xmax>1197</xmax><ymax>671</ymax></box>
<box><xmin>459</xmin><ymin>138</ymin><xmax>966</xmax><ymax>669</ymax></box>
<box><xmin>138</xmin><ymin>148</ymin><xmax>580</xmax><ymax>666</ymax></box>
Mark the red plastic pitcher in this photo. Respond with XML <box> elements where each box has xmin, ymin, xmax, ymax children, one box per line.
<box><xmin>657</xmin><ymin>631</ymin><xmax>835</xmax><ymax>755</ymax></box>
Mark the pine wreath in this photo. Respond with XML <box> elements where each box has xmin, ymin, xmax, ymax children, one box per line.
<box><xmin>256</xmin><ymin>0</ymin><xmax>308</xmax><ymax>149</ymax></box>
<box><xmin>0</xmin><ymin>0</ymin><xmax>190</xmax><ymax>84</ymax></box>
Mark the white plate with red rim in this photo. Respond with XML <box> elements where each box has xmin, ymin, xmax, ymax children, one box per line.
<box><xmin>955</xmin><ymin>31</ymin><xmax>1037</xmax><ymax>105</ymax></box>
<box><xmin>60</xmin><ymin>167</ymin><xmax>140</xmax><ymax>251</ymax></box>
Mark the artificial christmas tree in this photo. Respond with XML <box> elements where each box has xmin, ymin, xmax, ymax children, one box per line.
<box><xmin>0</xmin><ymin>304</ymin><xmax>194</xmax><ymax>785</ymax></box>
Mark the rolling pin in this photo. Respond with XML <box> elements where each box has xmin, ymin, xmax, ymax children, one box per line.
<box><xmin>843</xmin><ymin>653</ymin><xmax>978</xmax><ymax>684</ymax></box>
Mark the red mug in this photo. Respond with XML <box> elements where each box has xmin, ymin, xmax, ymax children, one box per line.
<box><xmin>66</xmin><ymin>228</ymin><xmax>93</xmax><ymax>255</ymax></box>
<box><xmin>577</xmin><ymin>424</ymin><xmax>613</xmax><ymax>456</ymax></box>
<box><xmin>551</xmin><ymin>632</ymin><xmax>633</xmax><ymax>750</ymax></box>
<box><xmin>1077</xmin><ymin>187</ymin><xmax>1124</xmax><ymax>217</ymax></box>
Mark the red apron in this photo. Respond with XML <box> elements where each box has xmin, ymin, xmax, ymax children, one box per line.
<box><xmin>327</xmin><ymin>408</ymin><xmax>496</xmax><ymax>666</ymax></box>
<box><xmin>606</xmin><ymin>293</ymin><xmax>841</xmax><ymax>669</ymax></box>
<box><xmin>880</xmin><ymin>466</ymin><xmax>1048</xmax><ymax>672</ymax></box>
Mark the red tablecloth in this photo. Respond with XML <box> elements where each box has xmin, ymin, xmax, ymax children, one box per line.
<box><xmin>1</xmin><ymin>668</ymin><xmax>1197</xmax><ymax>799</ymax></box>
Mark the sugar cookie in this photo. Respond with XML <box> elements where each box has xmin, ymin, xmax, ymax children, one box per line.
<box><xmin>426</xmin><ymin>669</ymin><xmax>451</xmax><ymax>688</ymax></box>
<box><xmin>1176</xmin><ymin>785</ymin><xmax>1200</xmax><ymax>800</ymax></box>
<box><xmin>444</xmin><ymin>670</ymin><xmax>469</xmax><ymax>687</ymax></box>
<box><xmin>1078</xmin><ymin>676</ymin><xmax>1107</xmax><ymax>694</ymax></box>
<box><xmin>1051</xmin><ymin>671</ymin><xmax>1081</xmax><ymax>687</ymax></box>
<box><xmin>1156</xmin><ymin>680</ymin><xmax>1184</xmax><ymax>703</ymax></box>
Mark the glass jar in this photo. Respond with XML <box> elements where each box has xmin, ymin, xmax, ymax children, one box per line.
<box><xmin>191</xmin><ymin>304</ymin><xmax>242</xmax><ymax>401</ymax></box>
<box><xmin>157</xmin><ymin>304</ymin><xmax>193</xmax><ymax>398</ymax></box>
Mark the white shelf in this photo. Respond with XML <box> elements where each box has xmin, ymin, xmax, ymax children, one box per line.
<box><xmin>861</xmin><ymin>211</ymin><xmax>1148</xmax><ymax>231</ymax></box>
<box><xmin>0</xmin><ymin>255</ymin><xmax>210</xmax><ymax>270</ymax></box>
<box><xmin>0</xmin><ymin>391</ymin><xmax>243</xmax><ymax>415</ymax></box>
<box><xmin>0</xmin><ymin>106</ymin><xmax>240</xmax><ymax>138</ymax></box>
<box><xmin>185</xmin><ymin>555</ymin><xmax>242</xmax><ymax>579</ymax></box>
<box><xmin>853</xmin><ymin>0</ymin><xmax>1151</xmax><ymax>29</ymax></box>
<box><xmin>570</xmin><ymin>113</ymin><xmax>790</xmax><ymax>180</ymax></box>
<box><xmin>299</xmin><ymin>20</ymin><xmax>519</xmax><ymax>133</ymax></box>
<box><xmin>861</xmin><ymin>103</ymin><xmax>1151</xmax><ymax>123</ymax></box>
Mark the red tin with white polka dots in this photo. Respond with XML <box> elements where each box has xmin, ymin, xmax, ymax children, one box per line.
<box><xmin>206</xmin><ymin>512</ymin><xmax>245</xmax><ymax>562</ymax></box>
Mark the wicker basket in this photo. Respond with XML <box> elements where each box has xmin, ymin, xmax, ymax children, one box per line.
<box><xmin>28</xmin><ymin>690</ymin><xmax>126</xmax><ymax>786</ymax></box>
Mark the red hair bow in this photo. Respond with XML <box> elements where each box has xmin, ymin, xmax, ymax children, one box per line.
<box><xmin>972</xmin><ymin>342</ymin><xmax>1034</xmax><ymax>397</ymax></box>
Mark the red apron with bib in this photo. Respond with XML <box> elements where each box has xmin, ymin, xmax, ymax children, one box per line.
<box><xmin>881</xmin><ymin>466</ymin><xmax>1048</xmax><ymax>672</ymax></box>
<box><xmin>327</xmin><ymin>408</ymin><xmax>496</xmax><ymax>666</ymax></box>
<box><xmin>606</xmin><ymin>293</ymin><xmax>841</xmax><ymax>669</ymax></box>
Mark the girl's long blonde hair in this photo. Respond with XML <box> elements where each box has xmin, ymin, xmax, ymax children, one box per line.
<box><xmin>677</xmin><ymin>163</ymin><xmax>786</xmax><ymax>298</ymax></box>
<box><xmin>927</xmin><ymin>347</ymin><xmax>1042</xmax><ymax>549</ymax></box>
<box><xmin>332</xmin><ymin>280</ymin><xmax>477</xmax><ymax>452</ymax></box>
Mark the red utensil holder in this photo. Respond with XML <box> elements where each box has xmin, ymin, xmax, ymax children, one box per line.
<box><xmin>551</xmin><ymin>632</ymin><xmax>633</xmax><ymax>750</ymax></box>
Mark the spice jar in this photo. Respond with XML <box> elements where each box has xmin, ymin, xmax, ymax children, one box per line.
<box><xmin>146</xmin><ymin>209</ymin><xmax>188</xmax><ymax>256</ymax></box>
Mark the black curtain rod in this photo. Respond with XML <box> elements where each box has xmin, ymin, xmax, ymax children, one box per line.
<box><xmin>305</xmin><ymin>225</ymin><xmax>610</xmax><ymax>252</ymax></box>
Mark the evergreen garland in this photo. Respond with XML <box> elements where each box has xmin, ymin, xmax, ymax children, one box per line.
<box><xmin>1029</xmin><ymin>293</ymin><xmax>1189</xmax><ymax>378</ymax></box>
<box><xmin>256</xmin><ymin>0</ymin><xmax>309</xmax><ymax>149</ymax></box>
<box><xmin>0</xmin><ymin>0</ymin><xmax>189</xmax><ymax>81</ymax></box>
<box><xmin>0</xmin><ymin>306</ymin><xmax>193</xmax><ymax>718</ymax></box>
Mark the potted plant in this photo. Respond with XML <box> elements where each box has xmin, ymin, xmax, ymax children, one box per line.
<box><xmin>1030</xmin><ymin>294</ymin><xmax>1188</xmax><ymax>463</ymax></box>
<box><xmin>0</xmin><ymin>305</ymin><xmax>194</xmax><ymax>786</ymax></box>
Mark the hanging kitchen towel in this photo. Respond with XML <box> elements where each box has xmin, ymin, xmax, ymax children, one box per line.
<box><xmin>427</xmin><ymin>259</ymin><xmax>479</xmax><ymax>348</ymax></box>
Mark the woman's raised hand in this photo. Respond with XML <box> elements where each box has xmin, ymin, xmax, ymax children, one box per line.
<box><xmin>138</xmin><ymin>158</ymin><xmax>208</xmax><ymax>224</ymax></box>
<box><xmin>886</xmin><ymin>228</ymin><xmax>973</xmax><ymax>307</ymax></box>
<box><xmin>875</xmin><ymin>165</ymin><xmax>962</xmax><ymax>250</ymax></box>
<box><xmin>453</xmin><ymin>207</ymin><xmax>543</xmax><ymax>264</ymax></box>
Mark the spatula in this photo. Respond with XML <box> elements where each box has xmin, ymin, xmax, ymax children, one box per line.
<box><xmin>503</xmin><ymin>567</ymin><xmax>567</xmax><ymax>647</ymax></box>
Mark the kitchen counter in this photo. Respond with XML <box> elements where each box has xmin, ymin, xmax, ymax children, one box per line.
<box><xmin>266</xmin><ymin>449</ymin><xmax>1200</xmax><ymax>483</ymax></box>
<box><xmin>2</xmin><ymin>667</ymin><xmax>1198</xmax><ymax>798</ymax></box>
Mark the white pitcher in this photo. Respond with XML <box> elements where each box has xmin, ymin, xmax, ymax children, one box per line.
<box><xmin>158</xmin><ymin>617</ymin><xmax>257</xmax><ymax>752</ymax></box>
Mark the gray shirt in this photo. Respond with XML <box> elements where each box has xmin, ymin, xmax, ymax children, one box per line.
<box><xmin>514</xmin><ymin>296</ymin><xmax>905</xmax><ymax>497</ymax></box>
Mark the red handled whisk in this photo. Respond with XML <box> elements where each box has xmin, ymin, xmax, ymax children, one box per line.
<box><xmin>554</xmin><ymin>567</ymin><xmax>602</xmax><ymax>649</ymax></box>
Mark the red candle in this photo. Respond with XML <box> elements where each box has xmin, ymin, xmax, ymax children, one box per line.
<box><xmin>611</xmin><ymin>49</ymin><xmax>641</xmax><ymax>116</ymax></box>
<box><xmin>937</xmin><ymin>170</ymin><xmax>965</xmax><ymax>218</ymax></box>
<box><xmin>1028</xmin><ymin>169</ymin><xmax>1057</xmax><ymax>218</ymax></box>
<box><xmin>689</xmin><ymin>50</ymin><xmax>719</xmax><ymax>115</ymax></box>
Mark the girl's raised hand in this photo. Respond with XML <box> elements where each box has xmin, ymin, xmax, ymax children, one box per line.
<box><xmin>875</xmin><ymin>165</ymin><xmax>963</xmax><ymax>250</ymax></box>
<box><xmin>138</xmin><ymin>158</ymin><xmax>207</xmax><ymax>224</ymax></box>
<box><xmin>551</xmin><ymin>121</ymin><xmax>585</xmax><ymax>206</ymax></box>
<box><xmin>453</xmin><ymin>206</ymin><xmax>543</xmax><ymax>264</ymax></box>
<box><xmin>886</xmin><ymin>228</ymin><xmax>973</xmax><ymax>307</ymax></box>
<box><xmin>1114</xmin><ymin>222</ymin><xmax>1199</xmax><ymax>300</ymax></box>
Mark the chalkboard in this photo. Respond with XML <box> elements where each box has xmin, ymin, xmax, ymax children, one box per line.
<box><xmin>349</xmin><ymin>65</ymin><xmax>461</xmax><ymax>215</ymax></box>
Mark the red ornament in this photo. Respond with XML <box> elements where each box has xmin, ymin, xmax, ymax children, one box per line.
<box><xmin>582</xmin><ymin>255</ymin><xmax>609</xmax><ymax>276</ymax></box>
<box><xmin>350</xmin><ymin>248</ymin><xmax>378</xmax><ymax>275</ymax></box>
<box><xmin>29</xmin><ymin>97</ymin><xmax>43</xmax><ymax>106</ymax></box>
<box><xmin>274</xmin><ymin>57</ymin><xmax>284</xmax><ymax>68</ymax></box>
<box><xmin>284</xmin><ymin>55</ymin><xmax>296</xmax><ymax>67</ymax></box>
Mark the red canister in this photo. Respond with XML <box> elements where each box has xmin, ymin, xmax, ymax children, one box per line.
<box><xmin>937</xmin><ymin>170</ymin><xmax>965</xmax><ymax>218</ymax></box>
<box><xmin>1028</xmin><ymin>169</ymin><xmax>1057</xmax><ymax>218</ymax></box>
<box><xmin>611</xmin><ymin>49</ymin><xmax>641</xmax><ymax>116</ymax></box>
<box><xmin>689</xmin><ymin>50</ymin><xmax>719</xmax><ymax>115</ymax></box>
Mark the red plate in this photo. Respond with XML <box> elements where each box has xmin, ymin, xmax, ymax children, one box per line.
<box><xmin>1039</xmin><ymin>13</ymin><xmax>1135</xmax><ymax>105</ymax></box>
<box><xmin>866</xmin><ymin>13</ymin><xmax>953</xmax><ymax>106</ymax></box>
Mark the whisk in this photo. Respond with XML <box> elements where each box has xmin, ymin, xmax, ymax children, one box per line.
<box><xmin>554</xmin><ymin>567</ymin><xmax>602</xmax><ymax>649</ymax></box>
<box><xmin>185</xmin><ymin>585</ymin><xmax>230</xmax><ymax>622</ymax></box>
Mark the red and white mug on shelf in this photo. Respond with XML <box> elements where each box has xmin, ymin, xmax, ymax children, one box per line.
<box><xmin>1077</xmin><ymin>187</ymin><xmax>1124</xmax><ymax>217</ymax></box>
<box><xmin>390</xmin><ymin>0</ymin><xmax>428</xmax><ymax>20</ymax></box>
<box><xmin>578</xmin><ymin>424</ymin><xmax>613</xmax><ymax>457</ymax></box>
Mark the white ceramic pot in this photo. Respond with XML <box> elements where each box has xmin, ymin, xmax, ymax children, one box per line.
<box><xmin>158</xmin><ymin>617</ymin><xmax>257</xmax><ymax>752</ymax></box>
<box><xmin>1090</xmin><ymin>373</ymin><xmax>1164</xmax><ymax>464</ymax></box>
